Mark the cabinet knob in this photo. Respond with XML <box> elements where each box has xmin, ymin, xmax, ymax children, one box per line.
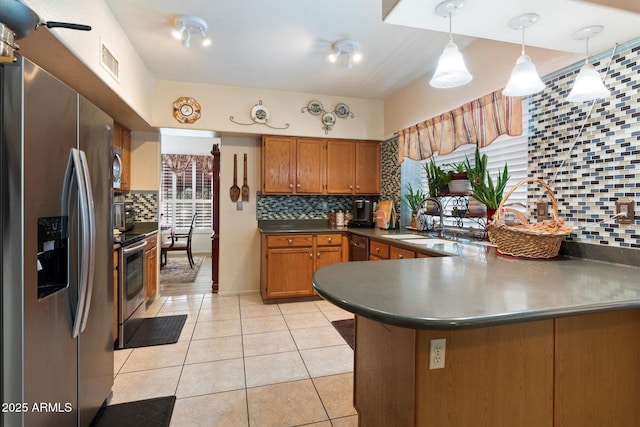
<box><xmin>317</xmin><ymin>253</ymin><xmax>320</xmax><ymax>258</ymax></box>
<box><xmin>398</xmin><ymin>254</ymin><xmax>404</xmax><ymax>259</ymax></box>
<box><xmin>309</xmin><ymin>253</ymin><xmax>313</xmax><ymax>258</ymax></box>
<box><xmin>356</xmin><ymin>185</ymin><xmax>360</xmax><ymax>190</ymax></box>
<box><xmin>288</xmin><ymin>239</ymin><xmax>293</xmax><ymax>244</ymax></box>
<box><xmin>349</xmin><ymin>185</ymin><xmax>353</xmax><ymax>190</ymax></box>
<box><xmin>375</xmin><ymin>247</ymin><xmax>380</xmax><ymax>252</ymax></box>
<box><xmin>289</xmin><ymin>183</ymin><xmax>294</xmax><ymax>188</ymax></box>
<box><xmin>297</xmin><ymin>184</ymin><xmax>301</xmax><ymax>188</ymax></box>
<box><xmin>328</xmin><ymin>237</ymin><xmax>332</xmax><ymax>243</ymax></box>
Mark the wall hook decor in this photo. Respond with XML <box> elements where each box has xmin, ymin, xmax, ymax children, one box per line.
<box><xmin>229</xmin><ymin>100</ymin><xmax>289</xmax><ymax>129</ymax></box>
<box><xmin>301</xmin><ymin>100</ymin><xmax>354</xmax><ymax>134</ymax></box>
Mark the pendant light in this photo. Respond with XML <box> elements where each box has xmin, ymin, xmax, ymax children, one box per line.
<box><xmin>430</xmin><ymin>0</ymin><xmax>472</xmax><ymax>89</ymax></box>
<box><xmin>503</xmin><ymin>13</ymin><xmax>545</xmax><ymax>97</ymax></box>
<box><xmin>566</xmin><ymin>25</ymin><xmax>609</xmax><ymax>103</ymax></box>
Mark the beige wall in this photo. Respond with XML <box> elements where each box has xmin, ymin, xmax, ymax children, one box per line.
<box><xmin>153</xmin><ymin>80</ymin><xmax>384</xmax><ymax>140</ymax></box>
<box><xmin>218</xmin><ymin>136</ymin><xmax>262</xmax><ymax>295</ymax></box>
<box><xmin>383</xmin><ymin>39</ymin><xmax>582</xmax><ymax>139</ymax></box>
<box><xmin>130</xmin><ymin>132</ymin><xmax>160</xmax><ymax>191</ymax></box>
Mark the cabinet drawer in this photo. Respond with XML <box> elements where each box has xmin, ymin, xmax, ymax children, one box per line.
<box><xmin>369</xmin><ymin>240</ymin><xmax>389</xmax><ymax>259</ymax></box>
<box><xmin>390</xmin><ymin>246</ymin><xmax>415</xmax><ymax>260</ymax></box>
<box><xmin>145</xmin><ymin>234</ymin><xmax>157</xmax><ymax>249</ymax></box>
<box><xmin>316</xmin><ymin>234</ymin><xmax>342</xmax><ymax>246</ymax></box>
<box><xmin>267</xmin><ymin>234</ymin><xmax>313</xmax><ymax>248</ymax></box>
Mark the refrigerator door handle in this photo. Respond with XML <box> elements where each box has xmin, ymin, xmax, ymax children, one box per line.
<box><xmin>78</xmin><ymin>149</ymin><xmax>96</xmax><ymax>333</ymax></box>
<box><xmin>62</xmin><ymin>148</ymin><xmax>94</xmax><ymax>338</ymax></box>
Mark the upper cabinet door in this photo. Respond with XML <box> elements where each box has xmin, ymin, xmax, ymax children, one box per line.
<box><xmin>296</xmin><ymin>138</ymin><xmax>325</xmax><ymax>194</ymax></box>
<box><xmin>355</xmin><ymin>141</ymin><xmax>381</xmax><ymax>194</ymax></box>
<box><xmin>326</xmin><ymin>140</ymin><xmax>355</xmax><ymax>194</ymax></box>
<box><xmin>262</xmin><ymin>136</ymin><xmax>296</xmax><ymax>193</ymax></box>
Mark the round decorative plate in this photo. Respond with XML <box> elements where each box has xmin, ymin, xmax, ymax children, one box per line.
<box><xmin>334</xmin><ymin>103</ymin><xmax>350</xmax><ymax>119</ymax></box>
<box><xmin>251</xmin><ymin>103</ymin><xmax>270</xmax><ymax>124</ymax></box>
<box><xmin>173</xmin><ymin>97</ymin><xmax>201</xmax><ymax>124</ymax></box>
<box><xmin>307</xmin><ymin>100</ymin><xmax>324</xmax><ymax>115</ymax></box>
<box><xmin>322</xmin><ymin>111</ymin><xmax>336</xmax><ymax>126</ymax></box>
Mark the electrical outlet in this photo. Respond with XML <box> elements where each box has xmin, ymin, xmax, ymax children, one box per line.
<box><xmin>536</xmin><ymin>201</ymin><xmax>548</xmax><ymax>220</ymax></box>
<box><xmin>236</xmin><ymin>201</ymin><xmax>243</xmax><ymax>211</ymax></box>
<box><xmin>616</xmin><ymin>199</ymin><xmax>634</xmax><ymax>224</ymax></box>
<box><xmin>429</xmin><ymin>338</ymin><xmax>446</xmax><ymax>370</ymax></box>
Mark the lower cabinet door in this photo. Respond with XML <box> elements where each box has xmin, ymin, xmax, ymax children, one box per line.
<box><xmin>266</xmin><ymin>248</ymin><xmax>315</xmax><ymax>298</ymax></box>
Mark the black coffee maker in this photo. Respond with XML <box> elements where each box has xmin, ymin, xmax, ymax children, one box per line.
<box><xmin>349</xmin><ymin>198</ymin><xmax>375</xmax><ymax>228</ymax></box>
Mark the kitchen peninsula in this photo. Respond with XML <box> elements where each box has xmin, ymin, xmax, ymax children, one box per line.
<box><xmin>313</xmin><ymin>246</ymin><xmax>640</xmax><ymax>427</ymax></box>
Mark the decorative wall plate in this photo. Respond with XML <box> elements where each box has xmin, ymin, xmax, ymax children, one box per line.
<box><xmin>306</xmin><ymin>100</ymin><xmax>324</xmax><ymax>115</ymax></box>
<box><xmin>322</xmin><ymin>112</ymin><xmax>336</xmax><ymax>126</ymax></box>
<box><xmin>173</xmin><ymin>97</ymin><xmax>201</xmax><ymax>124</ymax></box>
<box><xmin>334</xmin><ymin>103</ymin><xmax>351</xmax><ymax>119</ymax></box>
<box><xmin>251</xmin><ymin>103</ymin><xmax>270</xmax><ymax>123</ymax></box>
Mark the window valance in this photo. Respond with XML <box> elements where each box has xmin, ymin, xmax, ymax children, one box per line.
<box><xmin>397</xmin><ymin>90</ymin><xmax>522</xmax><ymax>163</ymax></box>
<box><xmin>162</xmin><ymin>154</ymin><xmax>214</xmax><ymax>176</ymax></box>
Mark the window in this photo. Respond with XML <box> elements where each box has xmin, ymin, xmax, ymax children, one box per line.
<box><xmin>160</xmin><ymin>156</ymin><xmax>212</xmax><ymax>229</ymax></box>
<box><xmin>400</xmin><ymin>100</ymin><xmax>529</xmax><ymax>231</ymax></box>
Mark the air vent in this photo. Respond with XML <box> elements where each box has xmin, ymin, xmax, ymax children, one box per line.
<box><xmin>100</xmin><ymin>38</ymin><xmax>119</xmax><ymax>81</ymax></box>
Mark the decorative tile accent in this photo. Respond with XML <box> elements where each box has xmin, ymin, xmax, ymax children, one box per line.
<box><xmin>126</xmin><ymin>191</ymin><xmax>159</xmax><ymax>222</ymax></box>
<box><xmin>381</xmin><ymin>136</ymin><xmax>401</xmax><ymax>213</ymax></box>
<box><xmin>256</xmin><ymin>194</ymin><xmax>359</xmax><ymax>220</ymax></box>
<box><xmin>528</xmin><ymin>38</ymin><xmax>639</xmax><ymax>249</ymax></box>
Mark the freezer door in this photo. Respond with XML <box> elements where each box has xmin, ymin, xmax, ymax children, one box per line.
<box><xmin>77</xmin><ymin>96</ymin><xmax>114</xmax><ymax>427</ymax></box>
<box><xmin>23</xmin><ymin>59</ymin><xmax>78</xmax><ymax>427</ymax></box>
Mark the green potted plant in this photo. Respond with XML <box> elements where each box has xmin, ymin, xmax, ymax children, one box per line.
<box><xmin>402</xmin><ymin>183</ymin><xmax>427</xmax><ymax>228</ymax></box>
<box><xmin>444</xmin><ymin>161</ymin><xmax>471</xmax><ymax>194</ymax></box>
<box><xmin>423</xmin><ymin>157</ymin><xmax>452</xmax><ymax>197</ymax></box>
<box><xmin>463</xmin><ymin>146</ymin><xmax>510</xmax><ymax>220</ymax></box>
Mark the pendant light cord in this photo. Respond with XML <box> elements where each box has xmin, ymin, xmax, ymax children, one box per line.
<box><xmin>536</xmin><ymin>42</ymin><xmax>619</xmax><ymax>204</ymax></box>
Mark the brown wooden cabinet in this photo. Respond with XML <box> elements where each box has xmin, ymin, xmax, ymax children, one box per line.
<box><xmin>113</xmin><ymin>121</ymin><xmax>131</xmax><ymax>192</ymax></box>
<box><xmin>390</xmin><ymin>246</ymin><xmax>415</xmax><ymax>260</ymax></box>
<box><xmin>145</xmin><ymin>233</ymin><xmax>158</xmax><ymax>303</ymax></box>
<box><xmin>261</xmin><ymin>233</ymin><xmax>347</xmax><ymax>302</ymax></box>
<box><xmin>369</xmin><ymin>239</ymin><xmax>390</xmax><ymax>261</ymax></box>
<box><xmin>262</xmin><ymin>135</ymin><xmax>381</xmax><ymax>195</ymax></box>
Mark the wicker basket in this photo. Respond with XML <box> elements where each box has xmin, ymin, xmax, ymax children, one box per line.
<box><xmin>487</xmin><ymin>178</ymin><xmax>572</xmax><ymax>259</ymax></box>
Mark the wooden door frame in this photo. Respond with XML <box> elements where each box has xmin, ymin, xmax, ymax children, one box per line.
<box><xmin>211</xmin><ymin>144</ymin><xmax>220</xmax><ymax>292</ymax></box>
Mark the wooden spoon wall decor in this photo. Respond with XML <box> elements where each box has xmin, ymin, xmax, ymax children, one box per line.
<box><xmin>242</xmin><ymin>153</ymin><xmax>250</xmax><ymax>201</ymax></box>
<box><xmin>230</xmin><ymin>154</ymin><xmax>241</xmax><ymax>202</ymax></box>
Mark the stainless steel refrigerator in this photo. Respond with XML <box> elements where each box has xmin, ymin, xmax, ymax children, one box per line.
<box><xmin>1</xmin><ymin>57</ymin><xmax>114</xmax><ymax>427</ymax></box>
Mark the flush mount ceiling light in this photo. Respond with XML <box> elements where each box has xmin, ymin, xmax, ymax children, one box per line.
<box><xmin>503</xmin><ymin>13</ymin><xmax>545</xmax><ymax>97</ymax></box>
<box><xmin>429</xmin><ymin>0</ymin><xmax>472</xmax><ymax>89</ymax></box>
<box><xmin>328</xmin><ymin>39</ymin><xmax>362</xmax><ymax>68</ymax></box>
<box><xmin>172</xmin><ymin>14</ymin><xmax>212</xmax><ymax>48</ymax></box>
<box><xmin>566</xmin><ymin>25</ymin><xmax>610</xmax><ymax>103</ymax></box>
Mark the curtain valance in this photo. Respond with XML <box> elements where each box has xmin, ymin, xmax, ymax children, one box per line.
<box><xmin>162</xmin><ymin>154</ymin><xmax>214</xmax><ymax>176</ymax></box>
<box><xmin>397</xmin><ymin>90</ymin><xmax>522</xmax><ymax>163</ymax></box>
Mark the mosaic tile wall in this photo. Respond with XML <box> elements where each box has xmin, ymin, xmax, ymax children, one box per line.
<box><xmin>256</xmin><ymin>193</ymin><xmax>358</xmax><ymax>220</ymax></box>
<box><xmin>126</xmin><ymin>191</ymin><xmax>159</xmax><ymax>222</ymax></box>
<box><xmin>381</xmin><ymin>136</ymin><xmax>401</xmax><ymax>214</ymax></box>
<box><xmin>528</xmin><ymin>38</ymin><xmax>639</xmax><ymax>249</ymax></box>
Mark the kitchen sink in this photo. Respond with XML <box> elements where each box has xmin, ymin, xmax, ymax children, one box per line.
<box><xmin>400</xmin><ymin>238</ymin><xmax>459</xmax><ymax>245</ymax></box>
<box><xmin>380</xmin><ymin>234</ymin><xmax>424</xmax><ymax>239</ymax></box>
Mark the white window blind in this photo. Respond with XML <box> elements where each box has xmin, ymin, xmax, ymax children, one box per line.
<box><xmin>400</xmin><ymin>100</ymin><xmax>529</xmax><ymax>230</ymax></box>
<box><xmin>160</xmin><ymin>158</ymin><xmax>212</xmax><ymax>230</ymax></box>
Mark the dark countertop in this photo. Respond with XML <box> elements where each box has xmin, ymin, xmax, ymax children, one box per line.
<box><xmin>313</xmin><ymin>251</ymin><xmax>640</xmax><ymax>330</ymax></box>
<box><xmin>113</xmin><ymin>221</ymin><xmax>158</xmax><ymax>249</ymax></box>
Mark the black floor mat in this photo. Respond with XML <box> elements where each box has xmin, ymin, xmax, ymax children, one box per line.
<box><xmin>332</xmin><ymin>319</ymin><xmax>355</xmax><ymax>350</ymax></box>
<box><xmin>90</xmin><ymin>396</ymin><xmax>175</xmax><ymax>427</ymax></box>
<box><xmin>125</xmin><ymin>315</ymin><xmax>187</xmax><ymax>349</ymax></box>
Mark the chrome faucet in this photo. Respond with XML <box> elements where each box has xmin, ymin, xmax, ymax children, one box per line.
<box><xmin>417</xmin><ymin>197</ymin><xmax>445</xmax><ymax>237</ymax></box>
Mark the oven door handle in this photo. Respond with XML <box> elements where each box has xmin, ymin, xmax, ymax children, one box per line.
<box><xmin>122</xmin><ymin>240</ymin><xmax>147</xmax><ymax>255</ymax></box>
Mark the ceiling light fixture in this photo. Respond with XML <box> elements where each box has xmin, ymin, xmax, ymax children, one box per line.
<box><xmin>430</xmin><ymin>0</ymin><xmax>472</xmax><ymax>89</ymax></box>
<box><xmin>172</xmin><ymin>14</ymin><xmax>211</xmax><ymax>48</ymax></box>
<box><xmin>503</xmin><ymin>13</ymin><xmax>545</xmax><ymax>97</ymax></box>
<box><xmin>566</xmin><ymin>25</ymin><xmax>610</xmax><ymax>103</ymax></box>
<box><xmin>328</xmin><ymin>39</ymin><xmax>362</xmax><ymax>68</ymax></box>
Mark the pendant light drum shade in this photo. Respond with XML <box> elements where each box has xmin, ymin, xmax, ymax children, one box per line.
<box><xmin>429</xmin><ymin>0</ymin><xmax>472</xmax><ymax>89</ymax></box>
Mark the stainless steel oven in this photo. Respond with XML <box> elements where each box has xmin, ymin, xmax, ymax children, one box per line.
<box><xmin>117</xmin><ymin>239</ymin><xmax>146</xmax><ymax>348</ymax></box>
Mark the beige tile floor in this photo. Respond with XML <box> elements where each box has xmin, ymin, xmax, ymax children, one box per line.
<box><xmin>113</xmin><ymin>256</ymin><xmax>358</xmax><ymax>427</ymax></box>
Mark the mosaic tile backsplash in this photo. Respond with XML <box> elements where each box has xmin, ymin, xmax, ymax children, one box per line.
<box><xmin>528</xmin><ymin>38</ymin><xmax>639</xmax><ymax>249</ymax></box>
<box><xmin>256</xmin><ymin>194</ymin><xmax>361</xmax><ymax>220</ymax></box>
<box><xmin>126</xmin><ymin>191</ymin><xmax>159</xmax><ymax>222</ymax></box>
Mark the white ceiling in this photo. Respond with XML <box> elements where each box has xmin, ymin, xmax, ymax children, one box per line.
<box><xmin>104</xmin><ymin>0</ymin><xmax>639</xmax><ymax>100</ymax></box>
